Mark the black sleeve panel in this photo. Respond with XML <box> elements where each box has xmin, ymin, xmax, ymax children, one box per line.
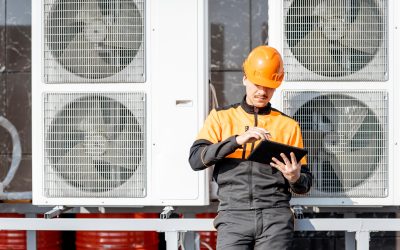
<box><xmin>189</xmin><ymin>136</ymin><xmax>241</xmax><ymax>171</ymax></box>
<box><xmin>289</xmin><ymin>165</ymin><xmax>313</xmax><ymax>194</ymax></box>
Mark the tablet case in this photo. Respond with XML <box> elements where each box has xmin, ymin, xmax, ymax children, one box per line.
<box><xmin>247</xmin><ymin>140</ymin><xmax>308</xmax><ymax>164</ymax></box>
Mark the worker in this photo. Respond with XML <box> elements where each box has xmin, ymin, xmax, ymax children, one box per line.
<box><xmin>189</xmin><ymin>45</ymin><xmax>312</xmax><ymax>249</ymax></box>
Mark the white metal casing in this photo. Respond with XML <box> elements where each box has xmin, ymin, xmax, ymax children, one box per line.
<box><xmin>269</xmin><ymin>0</ymin><xmax>400</xmax><ymax>206</ymax></box>
<box><xmin>32</xmin><ymin>0</ymin><xmax>209</xmax><ymax>206</ymax></box>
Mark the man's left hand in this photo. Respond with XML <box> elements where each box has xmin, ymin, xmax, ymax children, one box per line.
<box><xmin>270</xmin><ymin>152</ymin><xmax>301</xmax><ymax>183</ymax></box>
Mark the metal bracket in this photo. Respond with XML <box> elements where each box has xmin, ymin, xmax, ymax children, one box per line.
<box><xmin>160</xmin><ymin>206</ymin><xmax>175</xmax><ymax>219</ymax></box>
<box><xmin>292</xmin><ymin>205</ymin><xmax>304</xmax><ymax>219</ymax></box>
<box><xmin>44</xmin><ymin>206</ymin><xmax>72</xmax><ymax>219</ymax></box>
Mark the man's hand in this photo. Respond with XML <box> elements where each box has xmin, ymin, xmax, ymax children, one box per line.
<box><xmin>236</xmin><ymin>127</ymin><xmax>271</xmax><ymax>145</ymax></box>
<box><xmin>270</xmin><ymin>152</ymin><xmax>301</xmax><ymax>183</ymax></box>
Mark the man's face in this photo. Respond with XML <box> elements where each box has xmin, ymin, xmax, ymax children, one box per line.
<box><xmin>243</xmin><ymin>77</ymin><xmax>275</xmax><ymax>108</ymax></box>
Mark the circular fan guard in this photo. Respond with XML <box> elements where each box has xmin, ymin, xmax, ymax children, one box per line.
<box><xmin>46</xmin><ymin>0</ymin><xmax>143</xmax><ymax>79</ymax></box>
<box><xmin>46</xmin><ymin>95</ymin><xmax>144</xmax><ymax>193</ymax></box>
<box><xmin>293</xmin><ymin>94</ymin><xmax>384</xmax><ymax>193</ymax></box>
<box><xmin>285</xmin><ymin>0</ymin><xmax>384</xmax><ymax>77</ymax></box>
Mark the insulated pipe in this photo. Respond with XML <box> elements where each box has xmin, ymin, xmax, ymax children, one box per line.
<box><xmin>0</xmin><ymin>191</ymin><xmax>32</xmax><ymax>200</ymax></box>
<box><xmin>0</xmin><ymin>116</ymin><xmax>25</xmax><ymax>197</ymax></box>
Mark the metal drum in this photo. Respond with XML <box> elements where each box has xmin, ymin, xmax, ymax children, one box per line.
<box><xmin>76</xmin><ymin>213</ymin><xmax>159</xmax><ymax>250</ymax></box>
<box><xmin>196</xmin><ymin>213</ymin><xmax>217</xmax><ymax>250</ymax></box>
<box><xmin>0</xmin><ymin>213</ymin><xmax>62</xmax><ymax>250</ymax></box>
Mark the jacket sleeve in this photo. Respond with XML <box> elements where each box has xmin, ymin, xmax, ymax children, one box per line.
<box><xmin>189</xmin><ymin>136</ymin><xmax>241</xmax><ymax>171</ymax></box>
<box><xmin>188</xmin><ymin>109</ymin><xmax>241</xmax><ymax>171</ymax></box>
<box><xmin>289</xmin><ymin>165</ymin><xmax>313</xmax><ymax>194</ymax></box>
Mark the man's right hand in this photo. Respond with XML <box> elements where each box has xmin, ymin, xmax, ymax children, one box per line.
<box><xmin>236</xmin><ymin>127</ymin><xmax>271</xmax><ymax>145</ymax></box>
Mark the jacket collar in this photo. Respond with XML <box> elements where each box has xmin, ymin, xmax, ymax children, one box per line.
<box><xmin>240</xmin><ymin>95</ymin><xmax>272</xmax><ymax>115</ymax></box>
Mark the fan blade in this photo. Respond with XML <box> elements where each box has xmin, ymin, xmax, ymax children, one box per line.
<box><xmin>333</xmin><ymin>145</ymin><xmax>379</xmax><ymax>190</ymax></box>
<box><xmin>338</xmin><ymin>105</ymin><xmax>369</xmax><ymax>143</ymax></box>
<box><xmin>103</xmin><ymin>1</ymin><xmax>143</xmax><ymax>50</ymax></box>
<box><xmin>309</xmin><ymin>140</ymin><xmax>376</xmax><ymax>193</ymax></box>
<box><xmin>56</xmin><ymin>142</ymin><xmax>99</xmax><ymax>191</ymax></box>
<box><xmin>74</xmin><ymin>98</ymin><xmax>107</xmax><ymax>135</ymax></box>
<box><xmin>105</xmin><ymin>128</ymin><xmax>144</xmax><ymax>171</ymax></box>
<box><xmin>98</xmin><ymin>0</ymin><xmax>112</xmax><ymax>17</ymax></box>
<box><xmin>340</xmin><ymin>0</ymin><xmax>383</xmax><ymax>55</ymax></box>
<box><xmin>285</xmin><ymin>0</ymin><xmax>322</xmax><ymax>48</ymax></box>
<box><xmin>76</xmin><ymin>1</ymin><xmax>103</xmax><ymax>22</ymax></box>
<box><xmin>321</xmin><ymin>96</ymin><xmax>381</xmax><ymax>190</ymax></box>
<box><xmin>310</xmin><ymin>144</ymin><xmax>378</xmax><ymax>193</ymax></box>
<box><xmin>313</xmin><ymin>0</ymin><xmax>358</xmax><ymax>18</ymax></box>
<box><xmin>298</xmin><ymin>94</ymin><xmax>384</xmax><ymax>193</ymax></box>
<box><xmin>57</xmin><ymin>142</ymin><xmax>121</xmax><ymax>192</ymax></box>
<box><xmin>47</xmin><ymin>2</ymin><xmax>86</xmax><ymax>58</ymax></box>
<box><xmin>307</xmin><ymin>147</ymin><xmax>345</xmax><ymax>193</ymax></box>
<box><xmin>60</xmin><ymin>33</ymin><xmax>120</xmax><ymax>77</ymax></box>
<box><xmin>291</xmin><ymin>29</ymin><xmax>346</xmax><ymax>75</ymax></box>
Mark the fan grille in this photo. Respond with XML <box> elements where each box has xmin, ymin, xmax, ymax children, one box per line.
<box><xmin>44</xmin><ymin>0</ymin><xmax>145</xmax><ymax>83</ymax></box>
<box><xmin>283</xmin><ymin>0</ymin><xmax>387</xmax><ymax>81</ymax></box>
<box><xmin>283</xmin><ymin>91</ymin><xmax>388</xmax><ymax>197</ymax></box>
<box><xmin>43</xmin><ymin>92</ymin><xmax>146</xmax><ymax>198</ymax></box>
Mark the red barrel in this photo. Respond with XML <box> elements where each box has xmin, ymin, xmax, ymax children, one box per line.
<box><xmin>0</xmin><ymin>213</ymin><xmax>62</xmax><ymax>250</ymax></box>
<box><xmin>76</xmin><ymin>213</ymin><xmax>159</xmax><ymax>250</ymax></box>
<box><xmin>196</xmin><ymin>213</ymin><xmax>217</xmax><ymax>250</ymax></box>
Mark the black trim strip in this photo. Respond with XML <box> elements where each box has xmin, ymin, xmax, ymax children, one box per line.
<box><xmin>240</xmin><ymin>96</ymin><xmax>271</xmax><ymax>115</ymax></box>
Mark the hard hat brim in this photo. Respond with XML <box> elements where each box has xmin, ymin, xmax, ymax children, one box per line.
<box><xmin>246</xmin><ymin>74</ymin><xmax>282</xmax><ymax>89</ymax></box>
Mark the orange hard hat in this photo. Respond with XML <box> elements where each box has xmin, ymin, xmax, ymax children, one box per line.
<box><xmin>243</xmin><ymin>45</ymin><xmax>284</xmax><ymax>89</ymax></box>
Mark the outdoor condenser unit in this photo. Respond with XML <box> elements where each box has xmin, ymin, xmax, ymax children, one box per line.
<box><xmin>32</xmin><ymin>0</ymin><xmax>209</xmax><ymax>206</ymax></box>
<box><xmin>269</xmin><ymin>0</ymin><xmax>400</xmax><ymax>206</ymax></box>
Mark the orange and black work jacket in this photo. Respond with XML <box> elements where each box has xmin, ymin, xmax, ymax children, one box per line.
<box><xmin>189</xmin><ymin>96</ymin><xmax>312</xmax><ymax>211</ymax></box>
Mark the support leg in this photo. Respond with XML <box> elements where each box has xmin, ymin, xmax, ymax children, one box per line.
<box><xmin>45</xmin><ymin>206</ymin><xmax>71</xmax><ymax>219</ymax></box>
<box><xmin>26</xmin><ymin>213</ymin><xmax>36</xmax><ymax>250</ymax></box>
<box><xmin>183</xmin><ymin>231</ymin><xmax>197</xmax><ymax>250</ymax></box>
<box><xmin>345</xmin><ymin>232</ymin><xmax>356</xmax><ymax>250</ymax></box>
<box><xmin>356</xmin><ymin>231</ymin><xmax>370</xmax><ymax>250</ymax></box>
<box><xmin>165</xmin><ymin>231</ymin><xmax>179</xmax><ymax>250</ymax></box>
<box><xmin>344</xmin><ymin>213</ymin><xmax>356</xmax><ymax>250</ymax></box>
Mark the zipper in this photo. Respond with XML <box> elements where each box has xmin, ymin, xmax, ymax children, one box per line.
<box><xmin>250</xmin><ymin>107</ymin><xmax>258</xmax><ymax>152</ymax></box>
<box><xmin>249</xmin><ymin>161</ymin><xmax>253</xmax><ymax>208</ymax></box>
<box><xmin>249</xmin><ymin>107</ymin><xmax>259</xmax><ymax>208</ymax></box>
<box><xmin>242</xmin><ymin>143</ymin><xmax>248</xmax><ymax>159</ymax></box>
<box><xmin>242</xmin><ymin>126</ymin><xmax>249</xmax><ymax>159</ymax></box>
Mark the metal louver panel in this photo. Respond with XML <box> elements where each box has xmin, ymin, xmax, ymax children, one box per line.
<box><xmin>283</xmin><ymin>91</ymin><xmax>388</xmax><ymax>197</ymax></box>
<box><xmin>44</xmin><ymin>0</ymin><xmax>145</xmax><ymax>83</ymax></box>
<box><xmin>283</xmin><ymin>0</ymin><xmax>387</xmax><ymax>81</ymax></box>
<box><xmin>43</xmin><ymin>92</ymin><xmax>146</xmax><ymax>198</ymax></box>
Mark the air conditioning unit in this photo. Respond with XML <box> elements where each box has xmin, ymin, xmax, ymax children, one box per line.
<box><xmin>32</xmin><ymin>0</ymin><xmax>209</xmax><ymax>206</ymax></box>
<box><xmin>268</xmin><ymin>0</ymin><xmax>400</xmax><ymax>206</ymax></box>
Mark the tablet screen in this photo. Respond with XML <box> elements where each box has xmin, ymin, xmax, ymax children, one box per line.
<box><xmin>247</xmin><ymin>140</ymin><xmax>308</xmax><ymax>164</ymax></box>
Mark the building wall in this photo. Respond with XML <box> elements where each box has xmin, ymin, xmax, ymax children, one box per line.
<box><xmin>210</xmin><ymin>0</ymin><xmax>268</xmax><ymax>106</ymax></box>
<box><xmin>0</xmin><ymin>0</ymin><xmax>399</xmax><ymax>249</ymax></box>
<box><xmin>0</xmin><ymin>0</ymin><xmax>31</xmax><ymax>192</ymax></box>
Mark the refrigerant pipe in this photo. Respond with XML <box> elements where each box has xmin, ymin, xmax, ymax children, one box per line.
<box><xmin>0</xmin><ymin>115</ymin><xmax>31</xmax><ymax>200</ymax></box>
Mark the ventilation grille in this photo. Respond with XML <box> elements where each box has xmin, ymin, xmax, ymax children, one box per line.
<box><xmin>44</xmin><ymin>0</ymin><xmax>145</xmax><ymax>83</ymax></box>
<box><xmin>283</xmin><ymin>91</ymin><xmax>388</xmax><ymax>197</ymax></box>
<box><xmin>44</xmin><ymin>92</ymin><xmax>146</xmax><ymax>198</ymax></box>
<box><xmin>283</xmin><ymin>0</ymin><xmax>387</xmax><ymax>81</ymax></box>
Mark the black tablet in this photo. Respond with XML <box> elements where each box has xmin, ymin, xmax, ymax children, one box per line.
<box><xmin>247</xmin><ymin>140</ymin><xmax>308</xmax><ymax>164</ymax></box>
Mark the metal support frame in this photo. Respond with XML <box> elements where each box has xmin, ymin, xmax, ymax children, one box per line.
<box><xmin>355</xmin><ymin>231</ymin><xmax>370</xmax><ymax>250</ymax></box>
<box><xmin>345</xmin><ymin>232</ymin><xmax>356</xmax><ymax>250</ymax></box>
<box><xmin>44</xmin><ymin>206</ymin><xmax>72</xmax><ymax>219</ymax></box>
<box><xmin>344</xmin><ymin>213</ymin><xmax>356</xmax><ymax>250</ymax></box>
<box><xmin>292</xmin><ymin>205</ymin><xmax>304</xmax><ymax>219</ymax></box>
<box><xmin>1</xmin><ymin>218</ymin><xmax>396</xmax><ymax>249</ymax></box>
<box><xmin>165</xmin><ymin>232</ymin><xmax>179</xmax><ymax>249</ymax></box>
<box><xmin>25</xmin><ymin>214</ymin><xmax>36</xmax><ymax>250</ymax></box>
<box><xmin>161</xmin><ymin>206</ymin><xmax>175</xmax><ymax>219</ymax></box>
